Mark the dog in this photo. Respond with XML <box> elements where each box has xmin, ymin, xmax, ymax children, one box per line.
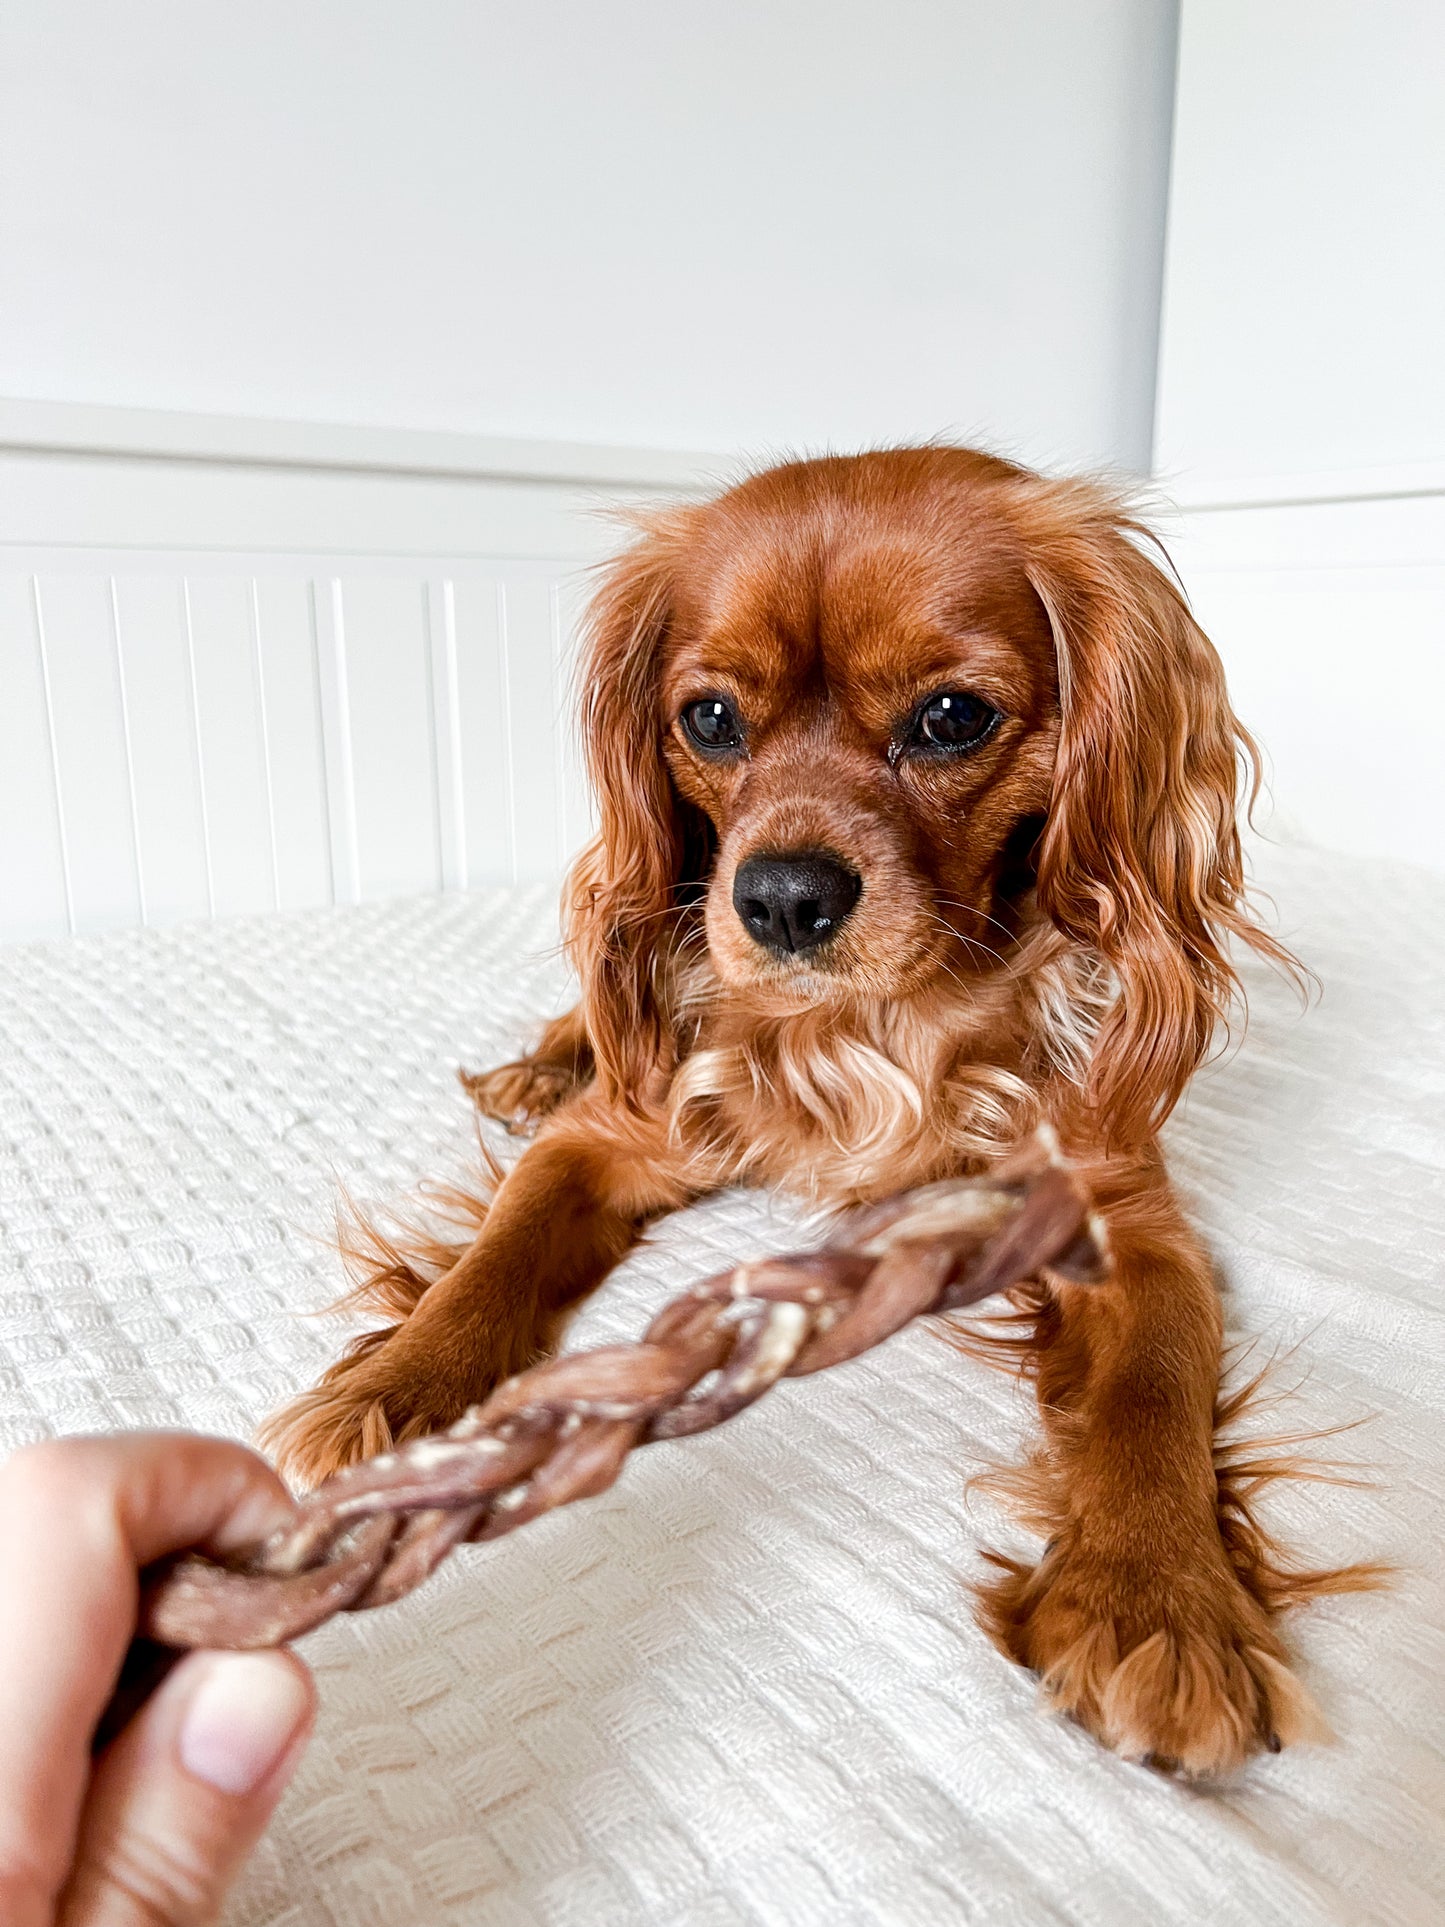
<box><xmin>267</xmin><ymin>445</ymin><xmax>1354</xmax><ymax>1775</ymax></box>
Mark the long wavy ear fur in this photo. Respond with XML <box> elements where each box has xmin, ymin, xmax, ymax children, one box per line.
<box><xmin>566</xmin><ymin>509</ymin><xmax>710</xmax><ymax>1106</ymax></box>
<box><xmin>1016</xmin><ymin>479</ymin><xmax>1301</xmax><ymax>1148</ymax></box>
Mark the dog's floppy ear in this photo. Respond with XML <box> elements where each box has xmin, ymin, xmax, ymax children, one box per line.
<box><xmin>566</xmin><ymin>509</ymin><xmax>709</xmax><ymax>1107</ymax></box>
<box><xmin>1018</xmin><ymin>481</ymin><xmax>1298</xmax><ymax>1148</ymax></box>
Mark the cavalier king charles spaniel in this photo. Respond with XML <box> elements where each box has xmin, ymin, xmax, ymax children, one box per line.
<box><xmin>269</xmin><ymin>447</ymin><xmax>1355</xmax><ymax>1776</ymax></box>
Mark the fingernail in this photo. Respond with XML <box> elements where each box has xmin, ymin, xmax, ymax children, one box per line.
<box><xmin>178</xmin><ymin>1654</ymin><xmax>311</xmax><ymax>1796</ymax></box>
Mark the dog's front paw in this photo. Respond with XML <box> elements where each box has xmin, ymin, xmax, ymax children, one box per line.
<box><xmin>259</xmin><ymin>1331</ymin><xmax>505</xmax><ymax>1488</ymax></box>
<box><xmin>980</xmin><ymin>1530</ymin><xmax>1329</xmax><ymax>1777</ymax></box>
<box><xmin>460</xmin><ymin>1057</ymin><xmax>579</xmax><ymax>1136</ymax></box>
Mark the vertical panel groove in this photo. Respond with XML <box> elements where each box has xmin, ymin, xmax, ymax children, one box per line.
<box><xmin>180</xmin><ymin>579</ymin><xmax>217</xmax><ymax>918</ymax></box>
<box><xmin>419</xmin><ymin>581</ymin><xmax>444</xmax><ymax>893</ymax></box>
<box><xmin>548</xmin><ymin>580</ymin><xmax>569</xmax><ymax>874</ymax></box>
<box><xmin>497</xmin><ymin>580</ymin><xmax>518</xmax><ymax>885</ymax></box>
<box><xmin>249</xmin><ymin>578</ymin><xmax>282</xmax><ymax>911</ymax></box>
<box><xmin>443</xmin><ymin>580</ymin><xmax>467</xmax><ymax>889</ymax></box>
<box><xmin>332</xmin><ymin>579</ymin><xmax>360</xmax><ymax>900</ymax></box>
<box><xmin>108</xmin><ymin>577</ymin><xmax>149</xmax><ymax>927</ymax></box>
<box><xmin>29</xmin><ymin>576</ymin><xmax>75</xmax><ymax>936</ymax></box>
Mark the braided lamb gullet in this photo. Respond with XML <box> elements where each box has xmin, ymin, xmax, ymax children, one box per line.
<box><xmin>130</xmin><ymin>1130</ymin><xmax>1106</xmax><ymax>1668</ymax></box>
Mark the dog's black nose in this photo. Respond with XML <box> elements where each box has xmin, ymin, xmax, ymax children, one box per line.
<box><xmin>733</xmin><ymin>851</ymin><xmax>861</xmax><ymax>955</ymax></box>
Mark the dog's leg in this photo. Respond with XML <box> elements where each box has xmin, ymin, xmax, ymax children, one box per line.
<box><xmin>976</xmin><ymin>1158</ymin><xmax>1330</xmax><ymax>1777</ymax></box>
<box><xmin>461</xmin><ymin>1005</ymin><xmax>594</xmax><ymax>1136</ymax></box>
<box><xmin>264</xmin><ymin>1097</ymin><xmax>690</xmax><ymax>1485</ymax></box>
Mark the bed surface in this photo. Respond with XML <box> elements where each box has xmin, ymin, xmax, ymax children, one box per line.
<box><xmin>1</xmin><ymin>842</ymin><xmax>1441</xmax><ymax>1927</ymax></box>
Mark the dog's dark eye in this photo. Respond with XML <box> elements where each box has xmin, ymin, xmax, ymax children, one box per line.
<box><xmin>682</xmin><ymin>696</ymin><xmax>744</xmax><ymax>752</ymax></box>
<box><xmin>910</xmin><ymin>690</ymin><xmax>1000</xmax><ymax>752</ymax></box>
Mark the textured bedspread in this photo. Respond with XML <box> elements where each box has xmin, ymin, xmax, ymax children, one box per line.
<box><xmin>0</xmin><ymin>843</ymin><xmax>1441</xmax><ymax>1926</ymax></box>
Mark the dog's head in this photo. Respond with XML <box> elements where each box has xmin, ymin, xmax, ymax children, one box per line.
<box><xmin>569</xmin><ymin>448</ymin><xmax>1284</xmax><ymax>1147</ymax></box>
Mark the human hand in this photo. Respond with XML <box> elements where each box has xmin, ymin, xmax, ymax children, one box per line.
<box><xmin>0</xmin><ymin>1432</ymin><xmax>316</xmax><ymax>1926</ymax></box>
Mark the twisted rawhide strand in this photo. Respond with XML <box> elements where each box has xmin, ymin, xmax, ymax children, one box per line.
<box><xmin>131</xmin><ymin>1131</ymin><xmax>1107</xmax><ymax>1674</ymax></box>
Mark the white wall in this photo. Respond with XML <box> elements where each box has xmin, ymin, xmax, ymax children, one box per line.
<box><xmin>1156</xmin><ymin>0</ymin><xmax>1445</xmax><ymax>876</ymax></box>
<box><xmin>0</xmin><ymin>0</ymin><xmax>1178</xmax><ymax>473</ymax></box>
<box><xmin>1155</xmin><ymin>0</ymin><xmax>1445</xmax><ymax>498</ymax></box>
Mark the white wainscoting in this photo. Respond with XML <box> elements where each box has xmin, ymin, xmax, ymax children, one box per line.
<box><xmin>0</xmin><ymin>403</ymin><xmax>723</xmax><ymax>944</ymax></box>
<box><xmin>1162</xmin><ymin>485</ymin><xmax>1445</xmax><ymax>877</ymax></box>
<box><xmin>1</xmin><ymin>559</ymin><xmax>591</xmax><ymax>939</ymax></box>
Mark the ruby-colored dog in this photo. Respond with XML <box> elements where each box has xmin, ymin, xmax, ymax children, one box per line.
<box><xmin>269</xmin><ymin>447</ymin><xmax>1351</xmax><ymax>1775</ymax></box>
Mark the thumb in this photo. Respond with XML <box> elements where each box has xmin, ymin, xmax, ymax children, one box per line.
<box><xmin>59</xmin><ymin>1651</ymin><xmax>314</xmax><ymax>1927</ymax></box>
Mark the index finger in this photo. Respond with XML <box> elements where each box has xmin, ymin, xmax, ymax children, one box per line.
<box><xmin>0</xmin><ymin>1432</ymin><xmax>297</xmax><ymax>1919</ymax></box>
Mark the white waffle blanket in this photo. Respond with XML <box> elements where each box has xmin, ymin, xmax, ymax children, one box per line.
<box><xmin>1</xmin><ymin>843</ymin><xmax>1441</xmax><ymax>1927</ymax></box>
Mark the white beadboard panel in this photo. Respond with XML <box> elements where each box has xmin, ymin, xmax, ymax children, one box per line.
<box><xmin>0</xmin><ymin>575</ymin><xmax>69</xmax><ymax>940</ymax></box>
<box><xmin>0</xmin><ymin>410</ymin><xmax>711</xmax><ymax>944</ymax></box>
<box><xmin>111</xmin><ymin>576</ymin><xmax>210</xmax><ymax>926</ymax></box>
<box><xmin>1</xmin><ymin>555</ymin><xmax>607</xmax><ymax>943</ymax></box>
<box><xmin>252</xmin><ymin>578</ymin><xmax>333</xmax><ymax>912</ymax></box>
<box><xmin>331</xmin><ymin>577</ymin><xmax>443</xmax><ymax>903</ymax></box>
<box><xmin>555</xmin><ymin>571</ymin><xmax>598</xmax><ymax>861</ymax></box>
<box><xmin>450</xmin><ymin>578</ymin><xmax>515</xmax><ymax>885</ymax></box>
<box><xmin>184</xmin><ymin>577</ymin><xmax>279</xmax><ymax>919</ymax></box>
<box><xmin>31</xmin><ymin>575</ymin><xmax>142</xmax><ymax>933</ymax></box>
<box><xmin>500</xmin><ymin>577</ymin><xmax>568</xmax><ymax>882</ymax></box>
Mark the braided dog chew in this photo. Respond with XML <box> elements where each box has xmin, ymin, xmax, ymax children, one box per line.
<box><xmin>137</xmin><ymin>1130</ymin><xmax>1107</xmax><ymax>1658</ymax></box>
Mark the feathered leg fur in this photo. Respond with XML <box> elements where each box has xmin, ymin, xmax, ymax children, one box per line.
<box><xmin>262</xmin><ymin>1090</ymin><xmax>691</xmax><ymax>1486</ymax></box>
<box><xmin>956</xmin><ymin>1156</ymin><xmax>1380</xmax><ymax>1776</ymax></box>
